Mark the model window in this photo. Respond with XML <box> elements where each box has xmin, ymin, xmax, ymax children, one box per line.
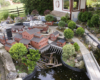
<box><xmin>63</xmin><ymin>0</ymin><xmax>70</xmax><ymax>10</ymax></box>
<box><xmin>73</xmin><ymin>0</ymin><xmax>79</xmax><ymax>10</ymax></box>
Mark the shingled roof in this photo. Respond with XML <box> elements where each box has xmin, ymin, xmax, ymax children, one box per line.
<box><xmin>20</xmin><ymin>39</ymin><xmax>30</xmax><ymax>45</ymax></box>
<box><xmin>58</xmin><ymin>39</ymin><xmax>66</xmax><ymax>43</ymax></box>
<box><xmin>31</xmin><ymin>37</ymin><xmax>43</xmax><ymax>42</ymax></box>
<box><xmin>53</xmin><ymin>31</ymin><xmax>59</xmax><ymax>36</ymax></box>
<box><xmin>0</xmin><ymin>35</ymin><xmax>3</xmax><ymax>39</ymax></box>
<box><xmin>7</xmin><ymin>40</ymin><xmax>15</xmax><ymax>44</ymax></box>
<box><xmin>14</xmin><ymin>34</ymin><xmax>22</xmax><ymax>39</ymax></box>
<box><xmin>34</xmin><ymin>33</ymin><xmax>42</xmax><ymax>37</ymax></box>
<box><xmin>26</xmin><ymin>28</ymin><xmax>40</xmax><ymax>35</ymax></box>
<box><xmin>5</xmin><ymin>44</ymin><xmax>11</xmax><ymax>48</ymax></box>
<box><xmin>12</xmin><ymin>26</ymin><xmax>23</xmax><ymax>29</ymax></box>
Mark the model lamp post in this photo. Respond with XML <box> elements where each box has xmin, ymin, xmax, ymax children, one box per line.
<box><xmin>2</xmin><ymin>28</ymin><xmax>6</xmax><ymax>44</ymax></box>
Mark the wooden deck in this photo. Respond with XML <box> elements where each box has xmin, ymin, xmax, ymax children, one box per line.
<box><xmin>72</xmin><ymin>37</ymin><xmax>100</xmax><ymax>80</ymax></box>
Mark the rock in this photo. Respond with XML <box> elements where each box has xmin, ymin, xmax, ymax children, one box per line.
<box><xmin>7</xmin><ymin>72</ymin><xmax>18</xmax><ymax>80</ymax></box>
<box><xmin>14</xmin><ymin>78</ymin><xmax>22</xmax><ymax>80</ymax></box>
<box><xmin>75</xmin><ymin>61</ymin><xmax>84</xmax><ymax>69</ymax></box>
<box><xmin>18</xmin><ymin>73</ymin><xmax>28</xmax><ymax>78</ymax></box>
<box><xmin>76</xmin><ymin>54</ymin><xmax>83</xmax><ymax>61</ymax></box>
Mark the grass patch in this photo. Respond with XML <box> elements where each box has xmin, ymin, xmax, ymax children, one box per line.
<box><xmin>56</xmin><ymin>27</ymin><xmax>65</xmax><ymax>32</ymax></box>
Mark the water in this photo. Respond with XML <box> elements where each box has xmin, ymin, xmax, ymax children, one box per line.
<box><xmin>30</xmin><ymin>66</ymin><xmax>89</xmax><ymax>80</ymax></box>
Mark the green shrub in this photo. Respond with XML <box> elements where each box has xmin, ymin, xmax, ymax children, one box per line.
<box><xmin>10</xmin><ymin>14</ymin><xmax>18</xmax><ymax>20</ymax></box>
<box><xmin>78</xmin><ymin>12</ymin><xmax>83</xmax><ymax>21</ymax></box>
<box><xmin>87</xmin><ymin>20</ymin><xmax>93</xmax><ymax>27</ymax></box>
<box><xmin>62</xmin><ymin>44</ymin><xmax>75</xmax><ymax>59</ymax></box>
<box><xmin>58</xmin><ymin>21</ymin><xmax>66</xmax><ymax>29</ymax></box>
<box><xmin>81</xmin><ymin>11</ymin><xmax>88</xmax><ymax>22</ymax></box>
<box><xmin>65</xmin><ymin>13</ymin><xmax>69</xmax><ymax>19</ymax></box>
<box><xmin>67</xmin><ymin>20</ymin><xmax>72</xmax><ymax>24</ymax></box>
<box><xmin>76</xmin><ymin>27</ymin><xmax>85</xmax><ymax>36</ymax></box>
<box><xmin>68</xmin><ymin>21</ymin><xmax>76</xmax><ymax>30</ymax></box>
<box><xmin>87</xmin><ymin>12</ymin><xmax>93</xmax><ymax>20</ymax></box>
<box><xmin>45</xmin><ymin>14</ymin><xmax>54</xmax><ymax>22</ymax></box>
<box><xmin>91</xmin><ymin>14</ymin><xmax>99</xmax><ymax>27</ymax></box>
<box><xmin>2</xmin><ymin>11</ymin><xmax>9</xmax><ymax>20</ymax></box>
<box><xmin>64</xmin><ymin>29</ymin><xmax>74</xmax><ymax>39</ymax></box>
<box><xmin>61</xmin><ymin>16</ymin><xmax>67</xmax><ymax>22</ymax></box>
<box><xmin>74</xmin><ymin>42</ymin><xmax>80</xmax><ymax>51</ymax></box>
<box><xmin>31</xmin><ymin>9</ymin><xmax>38</xmax><ymax>16</ymax></box>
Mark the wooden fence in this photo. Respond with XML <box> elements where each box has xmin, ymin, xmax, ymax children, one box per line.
<box><xmin>0</xmin><ymin>7</ymin><xmax>25</xmax><ymax>16</ymax></box>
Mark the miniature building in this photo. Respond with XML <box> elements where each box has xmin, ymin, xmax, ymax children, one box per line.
<box><xmin>50</xmin><ymin>31</ymin><xmax>59</xmax><ymax>41</ymax></box>
<box><xmin>52</xmin><ymin>0</ymin><xmax>86</xmax><ymax>22</ymax></box>
<box><xmin>0</xmin><ymin>35</ymin><xmax>8</xmax><ymax>45</ymax></box>
<box><xmin>57</xmin><ymin>39</ymin><xmax>66</xmax><ymax>47</ymax></box>
<box><xmin>5</xmin><ymin>40</ymin><xmax>16</xmax><ymax>51</ymax></box>
<box><xmin>6</xmin><ymin>16</ymin><xmax>13</xmax><ymax>24</ymax></box>
<box><xmin>14</xmin><ymin>28</ymin><xmax>48</xmax><ymax>49</ymax></box>
<box><xmin>12</xmin><ymin>26</ymin><xmax>24</xmax><ymax>33</ymax></box>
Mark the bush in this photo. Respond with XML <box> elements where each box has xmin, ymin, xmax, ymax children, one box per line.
<box><xmin>87</xmin><ymin>12</ymin><xmax>93</xmax><ymax>20</ymax></box>
<box><xmin>81</xmin><ymin>11</ymin><xmax>88</xmax><ymax>22</ymax></box>
<box><xmin>53</xmin><ymin>17</ymin><xmax>57</xmax><ymax>22</ymax></box>
<box><xmin>58</xmin><ymin>21</ymin><xmax>66</xmax><ymax>29</ymax></box>
<box><xmin>61</xmin><ymin>16</ymin><xmax>67</xmax><ymax>22</ymax></box>
<box><xmin>31</xmin><ymin>10</ymin><xmax>39</xmax><ymax>16</ymax></box>
<box><xmin>74</xmin><ymin>42</ymin><xmax>80</xmax><ymax>51</ymax></box>
<box><xmin>2</xmin><ymin>11</ymin><xmax>9</xmax><ymax>20</ymax></box>
<box><xmin>91</xmin><ymin>14</ymin><xmax>99</xmax><ymax>27</ymax></box>
<box><xmin>67</xmin><ymin>20</ymin><xmax>72</xmax><ymax>24</ymax></box>
<box><xmin>87</xmin><ymin>20</ymin><xmax>93</xmax><ymax>27</ymax></box>
<box><xmin>10</xmin><ymin>14</ymin><xmax>18</xmax><ymax>20</ymax></box>
<box><xmin>44</xmin><ymin>10</ymin><xmax>51</xmax><ymax>15</ymax></box>
<box><xmin>62</xmin><ymin>44</ymin><xmax>75</xmax><ymax>59</ymax></box>
<box><xmin>68</xmin><ymin>21</ymin><xmax>76</xmax><ymax>30</ymax></box>
<box><xmin>65</xmin><ymin>13</ymin><xmax>69</xmax><ymax>19</ymax></box>
<box><xmin>45</xmin><ymin>14</ymin><xmax>54</xmax><ymax>22</ymax></box>
<box><xmin>76</xmin><ymin>27</ymin><xmax>85</xmax><ymax>36</ymax></box>
<box><xmin>64</xmin><ymin>29</ymin><xmax>74</xmax><ymax>39</ymax></box>
<box><xmin>78</xmin><ymin>12</ymin><xmax>83</xmax><ymax>21</ymax></box>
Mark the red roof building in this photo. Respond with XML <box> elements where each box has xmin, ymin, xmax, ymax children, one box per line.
<box><xmin>57</xmin><ymin>39</ymin><xmax>66</xmax><ymax>47</ymax></box>
<box><xmin>50</xmin><ymin>31</ymin><xmax>59</xmax><ymax>41</ymax></box>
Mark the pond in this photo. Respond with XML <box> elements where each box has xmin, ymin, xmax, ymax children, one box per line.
<box><xmin>30</xmin><ymin>66</ymin><xmax>89</xmax><ymax>80</ymax></box>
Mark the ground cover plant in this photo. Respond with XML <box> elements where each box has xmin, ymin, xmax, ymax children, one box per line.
<box><xmin>68</xmin><ymin>21</ymin><xmax>76</xmax><ymax>30</ymax></box>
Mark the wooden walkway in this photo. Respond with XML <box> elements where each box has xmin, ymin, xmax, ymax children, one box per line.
<box><xmin>72</xmin><ymin>37</ymin><xmax>100</xmax><ymax>80</ymax></box>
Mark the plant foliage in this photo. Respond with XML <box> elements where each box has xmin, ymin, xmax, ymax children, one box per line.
<box><xmin>44</xmin><ymin>10</ymin><xmax>51</xmax><ymax>15</ymax></box>
<box><xmin>9</xmin><ymin>43</ymin><xmax>28</xmax><ymax>60</ymax></box>
<box><xmin>74</xmin><ymin>42</ymin><xmax>80</xmax><ymax>51</ymax></box>
<box><xmin>21</xmin><ymin>0</ymin><xmax>53</xmax><ymax>14</ymax></box>
<box><xmin>58</xmin><ymin>21</ymin><xmax>66</xmax><ymax>29</ymax></box>
<box><xmin>81</xmin><ymin>11</ymin><xmax>88</xmax><ymax>22</ymax></box>
<box><xmin>10</xmin><ymin>14</ymin><xmax>18</xmax><ymax>20</ymax></box>
<box><xmin>45</xmin><ymin>14</ymin><xmax>54</xmax><ymax>22</ymax></box>
<box><xmin>78</xmin><ymin>12</ymin><xmax>83</xmax><ymax>21</ymax></box>
<box><xmin>68</xmin><ymin>21</ymin><xmax>76</xmax><ymax>30</ymax></box>
<box><xmin>64</xmin><ymin>29</ymin><xmax>74</xmax><ymax>39</ymax></box>
<box><xmin>22</xmin><ymin>49</ymin><xmax>40</xmax><ymax>71</ymax></box>
<box><xmin>31</xmin><ymin>10</ymin><xmax>39</xmax><ymax>16</ymax></box>
<box><xmin>62</xmin><ymin>44</ymin><xmax>75</xmax><ymax>59</ymax></box>
<box><xmin>91</xmin><ymin>14</ymin><xmax>99</xmax><ymax>27</ymax></box>
<box><xmin>76</xmin><ymin>27</ymin><xmax>85</xmax><ymax>36</ymax></box>
<box><xmin>61</xmin><ymin>16</ymin><xmax>68</xmax><ymax>22</ymax></box>
<box><xmin>87</xmin><ymin>20</ymin><xmax>93</xmax><ymax>27</ymax></box>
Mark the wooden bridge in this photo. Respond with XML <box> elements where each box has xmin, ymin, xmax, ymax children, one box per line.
<box><xmin>73</xmin><ymin>37</ymin><xmax>100</xmax><ymax>80</ymax></box>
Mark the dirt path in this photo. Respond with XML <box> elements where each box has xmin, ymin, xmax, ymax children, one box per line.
<box><xmin>0</xmin><ymin>57</ymin><xmax>6</xmax><ymax>80</ymax></box>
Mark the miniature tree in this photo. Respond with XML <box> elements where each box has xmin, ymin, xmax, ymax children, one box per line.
<box><xmin>74</xmin><ymin>42</ymin><xmax>80</xmax><ymax>51</ymax></box>
<box><xmin>45</xmin><ymin>14</ymin><xmax>54</xmax><ymax>22</ymax></box>
<box><xmin>91</xmin><ymin>14</ymin><xmax>99</xmax><ymax>27</ymax></box>
<box><xmin>87</xmin><ymin>12</ymin><xmax>93</xmax><ymax>20</ymax></box>
<box><xmin>65</xmin><ymin>13</ymin><xmax>69</xmax><ymax>20</ymax></box>
<box><xmin>76</xmin><ymin>27</ymin><xmax>85</xmax><ymax>36</ymax></box>
<box><xmin>87</xmin><ymin>20</ymin><xmax>93</xmax><ymax>27</ymax></box>
<box><xmin>58</xmin><ymin>21</ymin><xmax>66</xmax><ymax>29</ymax></box>
<box><xmin>81</xmin><ymin>11</ymin><xmax>88</xmax><ymax>22</ymax></box>
<box><xmin>44</xmin><ymin>10</ymin><xmax>51</xmax><ymax>15</ymax></box>
<box><xmin>9</xmin><ymin>43</ymin><xmax>28</xmax><ymax>61</ymax></box>
<box><xmin>64</xmin><ymin>29</ymin><xmax>74</xmax><ymax>39</ymax></box>
<box><xmin>61</xmin><ymin>16</ymin><xmax>68</xmax><ymax>22</ymax></box>
<box><xmin>22</xmin><ymin>49</ymin><xmax>40</xmax><ymax>71</ymax></box>
<box><xmin>67</xmin><ymin>20</ymin><xmax>72</xmax><ymax>24</ymax></box>
<box><xmin>78</xmin><ymin>12</ymin><xmax>83</xmax><ymax>21</ymax></box>
<box><xmin>62</xmin><ymin>44</ymin><xmax>75</xmax><ymax>60</ymax></box>
<box><xmin>68</xmin><ymin>21</ymin><xmax>76</xmax><ymax>30</ymax></box>
<box><xmin>31</xmin><ymin>9</ymin><xmax>39</xmax><ymax>16</ymax></box>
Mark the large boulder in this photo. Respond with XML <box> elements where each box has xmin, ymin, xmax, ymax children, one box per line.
<box><xmin>18</xmin><ymin>73</ymin><xmax>28</xmax><ymax>78</ymax></box>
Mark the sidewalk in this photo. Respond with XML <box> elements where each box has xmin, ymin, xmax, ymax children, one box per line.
<box><xmin>72</xmin><ymin>37</ymin><xmax>100</xmax><ymax>80</ymax></box>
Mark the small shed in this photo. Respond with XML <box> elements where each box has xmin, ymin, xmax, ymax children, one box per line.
<box><xmin>52</xmin><ymin>0</ymin><xmax>86</xmax><ymax>22</ymax></box>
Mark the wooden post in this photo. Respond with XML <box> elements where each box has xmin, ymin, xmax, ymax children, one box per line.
<box><xmin>17</xmin><ymin>6</ymin><xmax>19</xmax><ymax>16</ymax></box>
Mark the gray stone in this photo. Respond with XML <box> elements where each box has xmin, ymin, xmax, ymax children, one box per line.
<box><xmin>75</xmin><ymin>61</ymin><xmax>84</xmax><ymax>69</ymax></box>
<box><xmin>7</xmin><ymin>72</ymin><xmax>18</xmax><ymax>80</ymax></box>
<box><xmin>76</xmin><ymin>54</ymin><xmax>83</xmax><ymax>61</ymax></box>
<box><xmin>18</xmin><ymin>73</ymin><xmax>28</xmax><ymax>78</ymax></box>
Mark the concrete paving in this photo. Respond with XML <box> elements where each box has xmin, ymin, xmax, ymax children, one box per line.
<box><xmin>72</xmin><ymin>37</ymin><xmax>100</xmax><ymax>80</ymax></box>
